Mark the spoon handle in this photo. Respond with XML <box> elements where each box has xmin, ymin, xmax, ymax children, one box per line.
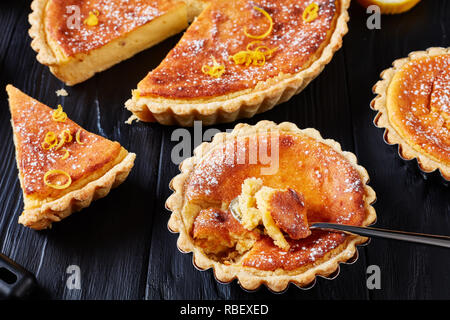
<box><xmin>310</xmin><ymin>223</ymin><xmax>450</xmax><ymax>248</ymax></box>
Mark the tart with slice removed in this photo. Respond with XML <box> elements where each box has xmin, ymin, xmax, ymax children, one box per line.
<box><xmin>166</xmin><ymin>121</ymin><xmax>376</xmax><ymax>291</ymax></box>
<box><xmin>29</xmin><ymin>0</ymin><xmax>194</xmax><ymax>85</ymax></box>
<box><xmin>371</xmin><ymin>48</ymin><xmax>450</xmax><ymax>180</ymax></box>
<box><xmin>126</xmin><ymin>0</ymin><xmax>351</xmax><ymax>126</ymax></box>
<box><xmin>6</xmin><ymin>85</ymin><xmax>136</xmax><ymax>230</ymax></box>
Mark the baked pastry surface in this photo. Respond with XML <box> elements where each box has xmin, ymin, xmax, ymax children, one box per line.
<box><xmin>29</xmin><ymin>0</ymin><xmax>190</xmax><ymax>85</ymax></box>
<box><xmin>371</xmin><ymin>47</ymin><xmax>450</xmax><ymax>180</ymax></box>
<box><xmin>167</xmin><ymin>121</ymin><xmax>376</xmax><ymax>291</ymax></box>
<box><xmin>126</xmin><ymin>0</ymin><xmax>351</xmax><ymax>126</ymax></box>
<box><xmin>6</xmin><ymin>85</ymin><xmax>136</xmax><ymax>229</ymax></box>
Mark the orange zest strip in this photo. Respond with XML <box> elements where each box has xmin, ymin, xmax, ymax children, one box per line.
<box><xmin>41</xmin><ymin>131</ymin><xmax>58</xmax><ymax>150</ymax></box>
<box><xmin>230</xmin><ymin>41</ymin><xmax>278</xmax><ymax>67</ymax></box>
<box><xmin>52</xmin><ymin>104</ymin><xmax>67</xmax><ymax>122</ymax></box>
<box><xmin>201</xmin><ymin>57</ymin><xmax>226</xmax><ymax>78</ymax></box>
<box><xmin>302</xmin><ymin>3</ymin><xmax>319</xmax><ymax>23</ymax></box>
<box><xmin>84</xmin><ymin>9</ymin><xmax>100</xmax><ymax>26</ymax></box>
<box><xmin>61</xmin><ymin>149</ymin><xmax>70</xmax><ymax>160</ymax></box>
<box><xmin>244</xmin><ymin>7</ymin><xmax>274</xmax><ymax>40</ymax></box>
<box><xmin>44</xmin><ymin>169</ymin><xmax>72</xmax><ymax>190</ymax></box>
<box><xmin>76</xmin><ymin>129</ymin><xmax>85</xmax><ymax>145</ymax></box>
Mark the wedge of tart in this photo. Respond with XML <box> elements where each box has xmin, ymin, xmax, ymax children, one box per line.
<box><xmin>126</xmin><ymin>0</ymin><xmax>351</xmax><ymax>126</ymax></box>
<box><xmin>371</xmin><ymin>47</ymin><xmax>450</xmax><ymax>180</ymax></box>
<box><xmin>6</xmin><ymin>85</ymin><xmax>136</xmax><ymax>230</ymax></box>
<box><xmin>166</xmin><ymin>121</ymin><xmax>376</xmax><ymax>291</ymax></box>
<box><xmin>29</xmin><ymin>0</ymin><xmax>196</xmax><ymax>85</ymax></box>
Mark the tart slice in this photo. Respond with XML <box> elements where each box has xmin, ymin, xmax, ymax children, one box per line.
<box><xmin>29</xmin><ymin>0</ymin><xmax>193</xmax><ymax>85</ymax></box>
<box><xmin>126</xmin><ymin>0</ymin><xmax>351</xmax><ymax>126</ymax></box>
<box><xmin>167</xmin><ymin>121</ymin><xmax>376</xmax><ymax>291</ymax></box>
<box><xmin>371</xmin><ymin>47</ymin><xmax>450</xmax><ymax>180</ymax></box>
<box><xmin>6</xmin><ymin>85</ymin><xmax>136</xmax><ymax>230</ymax></box>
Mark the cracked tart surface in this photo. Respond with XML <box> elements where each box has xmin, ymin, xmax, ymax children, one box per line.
<box><xmin>372</xmin><ymin>47</ymin><xmax>450</xmax><ymax>180</ymax></box>
<box><xmin>6</xmin><ymin>85</ymin><xmax>136</xmax><ymax>230</ymax></box>
<box><xmin>167</xmin><ymin>121</ymin><xmax>376</xmax><ymax>291</ymax></box>
<box><xmin>126</xmin><ymin>0</ymin><xmax>350</xmax><ymax>126</ymax></box>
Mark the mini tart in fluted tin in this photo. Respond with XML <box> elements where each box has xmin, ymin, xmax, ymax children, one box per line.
<box><xmin>166</xmin><ymin>121</ymin><xmax>376</xmax><ymax>292</ymax></box>
<box><xmin>371</xmin><ymin>47</ymin><xmax>450</xmax><ymax>181</ymax></box>
<box><xmin>126</xmin><ymin>0</ymin><xmax>351</xmax><ymax>126</ymax></box>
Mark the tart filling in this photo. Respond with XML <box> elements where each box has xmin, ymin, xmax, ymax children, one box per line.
<box><xmin>167</xmin><ymin>121</ymin><xmax>376</xmax><ymax>291</ymax></box>
<box><xmin>238</xmin><ymin>178</ymin><xmax>311</xmax><ymax>250</ymax></box>
<box><xmin>372</xmin><ymin>47</ymin><xmax>450</xmax><ymax>180</ymax></box>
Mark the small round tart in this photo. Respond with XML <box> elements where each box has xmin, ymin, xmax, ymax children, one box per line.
<box><xmin>372</xmin><ymin>47</ymin><xmax>450</xmax><ymax>180</ymax></box>
<box><xmin>166</xmin><ymin>121</ymin><xmax>376</xmax><ymax>291</ymax></box>
<box><xmin>126</xmin><ymin>0</ymin><xmax>351</xmax><ymax>126</ymax></box>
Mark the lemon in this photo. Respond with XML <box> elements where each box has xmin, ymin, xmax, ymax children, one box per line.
<box><xmin>357</xmin><ymin>0</ymin><xmax>422</xmax><ymax>14</ymax></box>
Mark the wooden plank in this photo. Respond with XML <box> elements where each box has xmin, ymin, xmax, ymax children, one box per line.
<box><xmin>0</xmin><ymin>2</ymin><xmax>28</xmax><ymax>69</ymax></box>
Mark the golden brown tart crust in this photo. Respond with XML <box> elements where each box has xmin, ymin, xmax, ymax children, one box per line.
<box><xmin>167</xmin><ymin>121</ymin><xmax>376</xmax><ymax>291</ymax></box>
<box><xmin>6</xmin><ymin>85</ymin><xmax>136</xmax><ymax>230</ymax></box>
<box><xmin>126</xmin><ymin>0</ymin><xmax>351</xmax><ymax>126</ymax></box>
<box><xmin>371</xmin><ymin>47</ymin><xmax>450</xmax><ymax>180</ymax></box>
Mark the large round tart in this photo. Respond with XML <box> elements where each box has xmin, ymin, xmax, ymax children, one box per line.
<box><xmin>372</xmin><ymin>47</ymin><xmax>450</xmax><ymax>180</ymax></box>
<box><xmin>167</xmin><ymin>121</ymin><xmax>376</xmax><ymax>291</ymax></box>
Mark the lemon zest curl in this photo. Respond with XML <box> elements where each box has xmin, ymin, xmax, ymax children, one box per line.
<box><xmin>201</xmin><ymin>57</ymin><xmax>226</xmax><ymax>78</ymax></box>
<box><xmin>76</xmin><ymin>129</ymin><xmax>85</xmax><ymax>145</ymax></box>
<box><xmin>52</xmin><ymin>105</ymin><xmax>67</xmax><ymax>122</ymax></box>
<box><xmin>42</xmin><ymin>131</ymin><xmax>58</xmax><ymax>150</ymax></box>
<box><xmin>303</xmin><ymin>3</ymin><xmax>319</xmax><ymax>23</ymax></box>
<box><xmin>84</xmin><ymin>9</ymin><xmax>100</xmax><ymax>26</ymax></box>
<box><xmin>244</xmin><ymin>7</ymin><xmax>274</xmax><ymax>40</ymax></box>
<box><xmin>44</xmin><ymin>169</ymin><xmax>72</xmax><ymax>190</ymax></box>
<box><xmin>230</xmin><ymin>41</ymin><xmax>278</xmax><ymax>67</ymax></box>
<box><xmin>55</xmin><ymin>129</ymin><xmax>73</xmax><ymax>150</ymax></box>
<box><xmin>61</xmin><ymin>148</ymin><xmax>70</xmax><ymax>160</ymax></box>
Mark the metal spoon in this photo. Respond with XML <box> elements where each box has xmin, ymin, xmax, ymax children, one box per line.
<box><xmin>229</xmin><ymin>198</ymin><xmax>450</xmax><ymax>248</ymax></box>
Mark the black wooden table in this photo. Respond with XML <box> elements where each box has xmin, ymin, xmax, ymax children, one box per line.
<box><xmin>0</xmin><ymin>0</ymin><xmax>449</xmax><ymax>300</ymax></box>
